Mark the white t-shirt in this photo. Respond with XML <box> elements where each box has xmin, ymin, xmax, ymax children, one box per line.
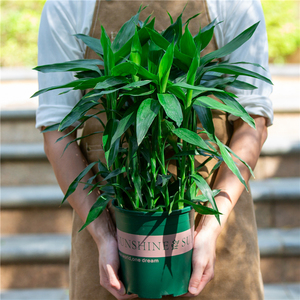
<box><xmin>36</xmin><ymin>0</ymin><xmax>273</xmax><ymax>129</ymax></box>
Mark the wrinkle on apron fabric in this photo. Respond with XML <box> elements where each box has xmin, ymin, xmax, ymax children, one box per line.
<box><xmin>69</xmin><ymin>1</ymin><xmax>264</xmax><ymax>299</ymax></box>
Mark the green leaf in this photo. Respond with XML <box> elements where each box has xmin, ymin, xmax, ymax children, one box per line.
<box><xmin>59</xmin><ymin>90</ymin><xmax>102</xmax><ymax>131</ymax></box>
<box><xmin>41</xmin><ymin>123</ymin><xmax>60</xmax><ymax>133</ymax></box>
<box><xmin>201</xmin><ymin>22</ymin><xmax>260</xmax><ymax>65</ymax></box>
<box><xmin>194</xmin><ymin>96</ymin><xmax>255</xmax><ymax>129</ymax></box>
<box><xmin>166</xmin><ymin>83</ymin><xmax>186</xmax><ymax>101</ymax></box>
<box><xmin>224</xmin><ymin>144</ymin><xmax>255</xmax><ymax>178</ymax></box>
<box><xmin>136</xmin><ymin>99</ymin><xmax>161</xmax><ymax>145</ymax></box>
<box><xmin>112</xmin><ymin>62</ymin><xmax>138</xmax><ymax>77</ymax></box>
<box><xmin>134</xmin><ymin>63</ymin><xmax>159</xmax><ymax>82</ymax></box>
<box><xmin>112</xmin><ymin>9</ymin><xmax>141</xmax><ymax>51</ymax></box>
<box><xmin>215</xmin><ymin>137</ymin><xmax>248</xmax><ymax>191</ymax></box>
<box><xmin>158</xmin><ymin>93</ymin><xmax>183</xmax><ymax>127</ymax></box>
<box><xmin>94</xmin><ymin>76</ymin><xmax>129</xmax><ymax>90</ymax></box>
<box><xmin>172</xmin><ymin>81</ymin><xmax>230</xmax><ymax>95</ymax></box>
<box><xmin>202</xmin><ymin>76</ymin><xmax>235</xmax><ymax>88</ymax></box>
<box><xmin>122</xmin><ymin>80</ymin><xmax>152</xmax><ymax>90</ymax></box>
<box><xmin>79</xmin><ymin>194</ymin><xmax>112</xmax><ymax>231</ymax></box>
<box><xmin>178</xmin><ymin>199</ymin><xmax>221</xmax><ymax>216</ymax></box>
<box><xmin>193</xmin><ymin>104</ymin><xmax>215</xmax><ymax>137</ymax></box>
<box><xmin>146</xmin><ymin>28</ymin><xmax>192</xmax><ymax>70</ymax></box>
<box><xmin>230</xmin><ymin>61</ymin><xmax>267</xmax><ymax>71</ymax></box>
<box><xmin>186</xmin><ymin>44</ymin><xmax>200</xmax><ymax>85</ymax></box>
<box><xmin>110</xmin><ymin>103</ymin><xmax>138</xmax><ymax>145</ymax></box>
<box><xmin>103</xmin><ymin>119</ymin><xmax>120</xmax><ymax>167</ymax></box>
<box><xmin>199</xmin><ymin>19</ymin><xmax>218</xmax><ymax>51</ymax></box>
<box><xmin>33</xmin><ymin>59</ymin><xmax>103</xmax><ymax>74</ymax></box>
<box><xmin>75</xmin><ymin>34</ymin><xmax>103</xmax><ymax>57</ymax></box>
<box><xmin>130</xmin><ymin>27</ymin><xmax>142</xmax><ymax>67</ymax></box>
<box><xmin>114</xmin><ymin>25</ymin><xmax>151</xmax><ymax>64</ymax></box>
<box><xmin>148</xmin><ymin>40</ymin><xmax>163</xmax><ymax>74</ymax></box>
<box><xmin>128</xmin><ymin>136</ymin><xmax>143</xmax><ymax>206</ymax></box>
<box><xmin>101</xmin><ymin>26</ymin><xmax>115</xmax><ymax>76</ymax></box>
<box><xmin>180</xmin><ymin>24</ymin><xmax>196</xmax><ymax>57</ymax></box>
<box><xmin>227</xmin><ymin>80</ymin><xmax>257</xmax><ymax>90</ymax></box>
<box><xmin>120</xmin><ymin>87</ymin><xmax>154</xmax><ymax>97</ymax></box>
<box><xmin>202</xmin><ymin>64</ymin><xmax>273</xmax><ymax>85</ymax></box>
<box><xmin>162</xmin><ymin>12</ymin><xmax>183</xmax><ymax>44</ymax></box>
<box><xmin>102</xmin><ymin>167</ymin><xmax>126</xmax><ymax>182</ymax></box>
<box><xmin>191</xmin><ymin>189</ymin><xmax>221</xmax><ymax>202</ymax></box>
<box><xmin>190</xmin><ymin>173</ymin><xmax>220</xmax><ymax>223</ymax></box>
<box><xmin>214</xmin><ymin>91</ymin><xmax>256</xmax><ymax>128</ymax></box>
<box><xmin>62</xmin><ymin>162</ymin><xmax>98</xmax><ymax>204</ymax></box>
<box><xmin>158</xmin><ymin>42</ymin><xmax>174</xmax><ymax>93</ymax></box>
<box><xmin>30</xmin><ymin>79</ymin><xmax>86</xmax><ymax>98</ymax></box>
<box><xmin>172</xmin><ymin>128</ymin><xmax>217</xmax><ymax>154</ymax></box>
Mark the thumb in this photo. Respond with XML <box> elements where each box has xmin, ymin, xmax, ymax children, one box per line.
<box><xmin>188</xmin><ymin>263</ymin><xmax>205</xmax><ymax>295</ymax></box>
<box><xmin>106</xmin><ymin>264</ymin><xmax>126</xmax><ymax>295</ymax></box>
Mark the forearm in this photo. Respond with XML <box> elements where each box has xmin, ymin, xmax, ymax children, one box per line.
<box><xmin>197</xmin><ymin>115</ymin><xmax>268</xmax><ymax>236</ymax></box>
<box><xmin>43</xmin><ymin>128</ymin><xmax>115</xmax><ymax>246</ymax></box>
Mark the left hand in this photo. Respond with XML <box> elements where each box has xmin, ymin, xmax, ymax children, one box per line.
<box><xmin>182</xmin><ymin>228</ymin><xmax>217</xmax><ymax>297</ymax></box>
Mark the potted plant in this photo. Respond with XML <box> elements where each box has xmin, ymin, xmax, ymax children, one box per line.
<box><xmin>32</xmin><ymin>6</ymin><xmax>272</xmax><ymax>298</ymax></box>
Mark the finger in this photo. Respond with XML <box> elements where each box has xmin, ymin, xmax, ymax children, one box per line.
<box><xmin>196</xmin><ymin>264</ymin><xmax>215</xmax><ymax>294</ymax></box>
<box><xmin>188</xmin><ymin>261</ymin><xmax>205</xmax><ymax>295</ymax></box>
<box><xmin>188</xmin><ymin>263</ymin><xmax>214</xmax><ymax>296</ymax></box>
<box><xmin>104</xmin><ymin>265</ymin><xmax>139</xmax><ymax>299</ymax></box>
<box><xmin>106</xmin><ymin>264</ymin><xmax>124</xmax><ymax>292</ymax></box>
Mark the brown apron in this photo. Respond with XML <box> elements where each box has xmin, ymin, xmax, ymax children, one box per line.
<box><xmin>69</xmin><ymin>1</ymin><xmax>264</xmax><ymax>299</ymax></box>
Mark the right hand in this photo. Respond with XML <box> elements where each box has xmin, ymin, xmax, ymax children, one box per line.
<box><xmin>98</xmin><ymin>235</ymin><xmax>138</xmax><ymax>300</ymax></box>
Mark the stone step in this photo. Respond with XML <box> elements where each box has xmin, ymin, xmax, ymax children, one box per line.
<box><xmin>1</xmin><ymin>229</ymin><xmax>299</xmax><ymax>264</ymax></box>
<box><xmin>1</xmin><ymin>284</ymin><xmax>299</xmax><ymax>300</ymax></box>
<box><xmin>1</xmin><ymin>178</ymin><xmax>299</xmax><ymax>234</ymax></box>
<box><xmin>1</xmin><ymin>234</ymin><xmax>71</xmax><ymax>264</ymax></box>
<box><xmin>0</xmin><ymin>289</ymin><xmax>69</xmax><ymax>300</ymax></box>
<box><xmin>1</xmin><ymin>178</ymin><xmax>299</xmax><ymax>209</ymax></box>
<box><xmin>1</xmin><ymin>139</ymin><xmax>299</xmax><ymax>185</ymax></box>
<box><xmin>250</xmin><ymin>178</ymin><xmax>300</xmax><ymax>202</ymax></box>
<box><xmin>1</xmin><ymin>136</ymin><xmax>300</xmax><ymax>162</ymax></box>
<box><xmin>1</xmin><ymin>185</ymin><xmax>65</xmax><ymax>208</ymax></box>
<box><xmin>1</xmin><ymin>160</ymin><xmax>57</xmax><ymax>186</ymax></box>
<box><xmin>1</xmin><ymin>110</ymin><xmax>42</xmax><ymax>144</ymax></box>
<box><xmin>1</xmin><ymin>264</ymin><xmax>69</xmax><ymax>290</ymax></box>
<box><xmin>0</xmin><ymin>230</ymin><xmax>299</xmax><ymax>288</ymax></box>
<box><xmin>253</xmin><ymin>179</ymin><xmax>300</xmax><ymax>228</ymax></box>
<box><xmin>1</xmin><ymin>144</ymin><xmax>46</xmax><ymax>160</ymax></box>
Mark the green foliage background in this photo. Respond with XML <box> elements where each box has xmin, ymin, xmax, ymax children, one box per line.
<box><xmin>261</xmin><ymin>0</ymin><xmax>300</xmax><ymax>64</ymax></box>
<box><xmin>0</xmin><ymin>0</ymin><xmax>299</xmax><ymax>67</ymax></box>
<box><xmin>1</xmin><ymin>0</ymin><xmax>46</xmax><ymax>67</ymax></box>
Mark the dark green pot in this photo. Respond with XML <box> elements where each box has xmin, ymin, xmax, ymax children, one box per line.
<box><xmin>113</xmin><ymin>201</ymin><xmax>195</xmax><ymax>299</ymax></box>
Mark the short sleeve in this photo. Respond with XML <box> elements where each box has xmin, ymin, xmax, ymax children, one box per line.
<box><xmin>207</xmin><ymin>0</ymin><xmax>273</xmax><ymax>126</ymax></box>
<box><xmin>35</xmin><ymin>0</ymin><xmax>96</xmax><ymax>129</ymax></box>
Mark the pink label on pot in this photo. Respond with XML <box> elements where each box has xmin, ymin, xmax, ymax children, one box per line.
<box><xmin>117</xmin><ymin>227</ymin><xmax>194</xmax><ymax>258</ymax></box>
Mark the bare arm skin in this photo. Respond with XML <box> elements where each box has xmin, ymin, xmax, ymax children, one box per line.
<box><xmin>42</xmin><ymin>128</ymin><xmax>137</xmax><ymax>300</ymax></box>
<box><xmin>185</xmin><ymin>115</ymin><xmax>268</xmax><ymax>297</ymax></box>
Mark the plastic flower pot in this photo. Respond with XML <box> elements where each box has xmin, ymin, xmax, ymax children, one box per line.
<box><xmin>113</xmin><ymin>201</ymin><xmax>195</xmax><ymax>299</ymax></box>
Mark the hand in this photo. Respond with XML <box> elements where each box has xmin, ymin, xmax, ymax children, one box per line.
<box><xmin>98</xmin><ymin>236</ymin><xmax>138</xmax><ymax>300</ymax></box>
<box><xmin>182</xmin><ymin>229</ymin><xmax>217</xmax><ymax>297</ymax></box>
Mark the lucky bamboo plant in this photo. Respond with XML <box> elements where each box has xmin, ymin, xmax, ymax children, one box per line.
<box><xmin>32</xmin><ymin>7</ymin><xmax>272</xmax><ymax>230</ymax></box>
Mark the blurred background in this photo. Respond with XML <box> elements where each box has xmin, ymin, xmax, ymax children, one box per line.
<box><xmin>1</xmin><ymin>1</ymin><xmax>299</xmax><ymax>299</ymax></box>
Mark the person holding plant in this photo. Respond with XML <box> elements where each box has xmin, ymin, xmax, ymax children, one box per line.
<box><xmin>36</xmin><ymin>0</ymin><xmax>273</xmax><ymax>299</ymax></box>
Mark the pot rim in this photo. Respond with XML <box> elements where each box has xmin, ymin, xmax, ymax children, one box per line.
<box><xmin>112</xmin><ymin>199</ymin><xmax>193</xmax><ymax>217</ymax></box>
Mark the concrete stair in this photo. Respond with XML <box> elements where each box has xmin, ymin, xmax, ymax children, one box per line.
<box><xmin>1</xmin><ymin>66</ymin><xmax>299</xmax><ymax>298</ymax></box>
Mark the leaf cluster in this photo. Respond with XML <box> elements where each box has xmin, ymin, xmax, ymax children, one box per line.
<box><xmin>32</xmin><ymin>6</ymin><xmax>272</xmax><ymax>230</ymax></box>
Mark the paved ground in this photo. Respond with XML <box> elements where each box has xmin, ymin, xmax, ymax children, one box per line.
<box><xmin>1</xmin><ymin>284</ymin><xmax>300</xmax><ymax>300</ymax></box>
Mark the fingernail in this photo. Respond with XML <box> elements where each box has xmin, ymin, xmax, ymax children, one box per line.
<box><xmin>189</xmin><ymin>287</ymin><xmax>198</xmax><ymax>294</ymax></box>
<box><xmin>118</xmin><ymin>286</ymin><xmax>125</xmax><ymax>295</ymax></box>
